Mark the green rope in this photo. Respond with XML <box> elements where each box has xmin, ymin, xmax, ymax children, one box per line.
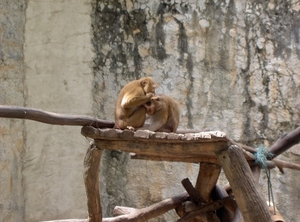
<box><xmin>254</xmin><ymin>146</ymin><xmax>276</xmax><ymax>215</ymax></box>
<box><xmin>254</xmin><ymin>146</ymin><xmax>274</xmax><ymax>168</ymax></box>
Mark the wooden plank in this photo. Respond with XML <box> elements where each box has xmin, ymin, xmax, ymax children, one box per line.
<box><xmin>81</xmin><ymin>126</ymin><xmax>228</xmax><ymax>143</ymax></box>
<box><xmin>130</xmin><ymin>153</ymin><xmax>219</xmax><ymax>164</ymax></box>
<box><xmin>94</xmin><ymin>140</ymin><xmax>227</xmax><ymax>158</ymax></box>
<box><xmin>215</xmin><ymin>145</ymin><xmax>272</xmax><ymax>222</ymax></box>
<box><xmin>84</xmin><ymin>143</ymin><xmax>103</xmax><ymax>222</ymax></box>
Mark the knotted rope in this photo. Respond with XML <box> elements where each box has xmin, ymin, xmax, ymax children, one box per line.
<box><xmin>254</xmin><ymin>146</ymin><xmax>276</xmax><ymax>215</ymax></box>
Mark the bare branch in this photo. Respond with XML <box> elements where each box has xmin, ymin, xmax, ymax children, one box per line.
<box><xmin>0</xmin><ymin>105</ymin><xmax>114</xmax><ymax>128</ymax></box>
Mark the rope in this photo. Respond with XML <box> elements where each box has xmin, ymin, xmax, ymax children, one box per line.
<box><xmin>254</xmin><ymin>146</ymin><xmax>276</xmax><ymax>215</ymax></box>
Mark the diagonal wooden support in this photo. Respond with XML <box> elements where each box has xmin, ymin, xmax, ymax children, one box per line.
<box><xmin>215</xmin><ymin>145</ymin><xmax>272</xmax><ymax>222</ymax></box>
<box><xmin>181</xmin><ymin>178</ymin><xmax>204</xmax><ymax>205</ymax></box>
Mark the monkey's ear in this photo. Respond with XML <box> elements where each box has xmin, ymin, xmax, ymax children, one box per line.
<box><xmin>141</xmin><ymin>79</ymin><xmax>148</xmax><ymax>86</ymax></box>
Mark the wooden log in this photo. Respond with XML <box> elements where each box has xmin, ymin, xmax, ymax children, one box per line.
<box><xmin>272</xmin><ymin>159</ymin><xmax>300</xmax><ymax>172</ymax></box>
<box><xmin>113</xmin><ymin>207</ymin><xmax>138</xmax><ymax>216</ymax></box>
<box><xmin>251</xmin><ymin>166</ymin><xmax>261</xmax><ymax>185</ymax></box>
<box><xmin>84</xmin><ymin>143</ymin><xmax>103</xmax><ymax>222</ymax></box>
<box><xmin>176</xmin><ymin>196</ymin><xmax>234</xmax><ymax>222</ymax></box>
<box><xmin>269</xmin><ymin>126</ymin><xmax>300</xmax><ymax>158</ymax></box>
<box><xmin>103</xmin><ymin>192</ymin><xmax>189</xmax><ymax>222</ymax></box>
<box><xmin>215</xmin><ymin>145</ymin><xmax>272</xmax><ymax>222</ymax></box>
<box><xmin>195</xmin><ymin>163</ymin><xmax>221</xmax><ymax>202</ymax></box>
<box><xmin>0</xmin><ymin>105</ymin><xmax>114</xmax><ymax>128</ymax></box>
<box><xmin>181</xmin><ymin>178</ymin><xmax>204</xmax><ymax>204</ymax></box>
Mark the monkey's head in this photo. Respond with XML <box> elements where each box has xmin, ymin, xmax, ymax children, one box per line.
<box><xmin>145</xmin><ymin>96</ymin><xmax>162</xmax><ymax>115</ymax></box>
<box><xmin>140</xmin><ymin>77</ymin><xmax>158</xmax><ymax>94</ymax></box>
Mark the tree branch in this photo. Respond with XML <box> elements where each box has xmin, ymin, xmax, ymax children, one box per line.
<box><xmin>0</xmin><ymin>105</ymin><xmax>114</xmax><ymax>128</ymax></box>
<box><xmin>269</xmin><ymin>126</ymin><xmax>300</xmax><ymax>158</ymax></box>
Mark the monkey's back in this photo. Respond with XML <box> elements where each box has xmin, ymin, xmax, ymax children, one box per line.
<box><xmin>158</xmin><ymin>94</ymin><xmax>180</xmax><ymax>132</ymax></box>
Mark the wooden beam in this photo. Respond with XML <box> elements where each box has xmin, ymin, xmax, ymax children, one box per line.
<box><xmin>104</xmin><ymin>192</ymin><xmax>189</xmax><ymax>222</ymax></box>
<box><xmin>93</xmin><ymin>140</ymin><xmax>226</xmax><ymax>159</ymax></box>
<box><xmin>81</xmin><ymin>126</ymin><xmax>228</xmax><ymax>143</ymax></box>
<box><xmin>84</xmin><ymin>143</ymin><xmax>103</xmax><ymax>222</ymax></box>
<box><xmin>215</xmin><ymin>145</ymin><xmax>272</xmax><ymax>222</ymax></box>
<box><xmin>181</xmin><ymin>178</ymin><xmax>204</xmax><ymax>204</ymax></box>
<box><xmin>130</xmin><ymin>153</ymin><xmax>219</xmax><ymax>164</ymax></box>
<box><xmin>269</xmin><ymin>126</ymin><xmax>300</xmax><ymax>158</ymax></box>
<box><xmin>0</xmin><ymin>105</ymin><xmax>114</xmax><ymax>128</ymax></box>
<box><xmin>195</xmin><ymin>163</ymin><xmax>221</xmax><ymax>202</ymax></box>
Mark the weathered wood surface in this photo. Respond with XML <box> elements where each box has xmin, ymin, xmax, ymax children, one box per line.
<box><xmin>81</xmin><ymin>126</ymin><xmax>228</xmax><ymax>142</ymax></box>
<box><xmin>130</xmin><ymin>153</ymin><xmax>219</xmax><ymax>164</ymax></box>
<box><xmin>181</xmin><ymin>178</ymin><xmax>204</xmax><ymax>204</ymax></box>
<box><xmin>84</xmin><ymin>143</ymin><xmax>103</xmax><ymax>222</ymax></box>
<box><xmin>104</xmin><ymin>192</ymin><xmax>189</xmax><ymax>222</ymax></box>
<box><xmin>81</xmin><ymin>126</ymin><xmax>229</xmax><ymax>162</ymax></box>
<box><xmin>0</xmin><ymin>105</ymin><xmax>114</xmax><ymax>128</ymax></box>
<box><xmin>269</xmin><ymin>126</ymin><xmax>300</xmax><ymax>158</ymax></box>
<box><xmin>195</xmin><ymin>162</ymin><xmax>221</xmax><ymax>203</ymax></box>
<box><xmin>215</xmin><ymin>145</ymin><xmax>272</xmax><ymax>222</ymax></box>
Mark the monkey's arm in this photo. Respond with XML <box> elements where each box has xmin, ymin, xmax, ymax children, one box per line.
<box><xmin>121</xmin><ymin>94</ymin><xmax>153</xmax><ymax>108</ymax></box>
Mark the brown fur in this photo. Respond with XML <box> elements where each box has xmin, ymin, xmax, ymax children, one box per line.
<box><xmin>143</xmin><ymin>94</ymin><xmax>180</xmax><ymax>133</ymax></box>
<box><xmin>114</xmin><ymin>77</ymin><xmax>158</xmax><ymax>129</ymax></box>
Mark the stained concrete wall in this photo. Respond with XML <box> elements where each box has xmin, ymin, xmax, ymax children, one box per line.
<box><xmin>23</xmin><ymin>0</ymin><xmax>93</xmax><ymax>221</ymax></box>
<box><xmin>0</xmin><ymin>1</ymin><xmax>26</xmax><ymax>221</ymax></box>
<box><xmin>1</xmin><ymin>0</ymin><xmax>300</xmax><ymax>222</ymax></box>
<box><xmin>92</xmin><ymin>1</ymin><xmax>300</xmax><ymax>221</ymax></box>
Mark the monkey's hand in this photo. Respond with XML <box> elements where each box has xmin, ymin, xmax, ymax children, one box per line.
<box><xmin>146</xmin><ymin>92</ymin><xmax>154</xmax><ymax>98</ymax></box>
<box><xmin>127</xmin><ymin>126</ymin><xmax>136</xmax><ymax>131</ymax></box>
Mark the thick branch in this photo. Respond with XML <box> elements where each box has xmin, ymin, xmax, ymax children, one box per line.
<box><xmin>269</xmin><ymin>126</ymin><xmax>300</xmax><ymax>158</ymax></box>
<box><xmin>215</xmin><ymin>145</ymin><xmax>272</xmax><ymax>222</ymax></box>
<box><xmin>0</xmin><ymin>105</ymin><xmax>114</xmax><ymax>128</ymax></box>
<box><xmin>103</xmin><ymin>192</ymin><xmax>189</xmax><ymax>222</ymax></box>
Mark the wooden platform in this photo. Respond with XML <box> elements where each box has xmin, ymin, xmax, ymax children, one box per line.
<box><xmin>81</xmin><ymin>126</ymin><xmax>273</xmax><ymax>222</ymax></box>
<box><xmin>81</xmin><ymin>126</ymin><xmax>229</xmax><ymax>164</ymax></box>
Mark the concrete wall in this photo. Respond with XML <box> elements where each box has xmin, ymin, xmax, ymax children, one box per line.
<box><xmin>0</xmin><ymin>1</ymin><xmax>26</xmax><ymax>221</ymax></box>
<box><xmin>1</xmin><ymin>0</ymin><xmax>300</xmax><ymax>221</ymax></box>
<box><xmin>91</xmin><ymin>1</ymin><xmax>300</xmax><ymax>221</ymax></box>
<box><xmin>23</xmin><ymin>0</ymin><xmax>93</xmax><ymax>221</ymax></box>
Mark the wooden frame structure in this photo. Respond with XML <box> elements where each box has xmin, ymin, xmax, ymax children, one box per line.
<box><xmin>80</xmin><ymin>126</ymin><xmax>273</xmax><ymax>222</ymax></box>
<box><xmin>2</xmin><ymin>105</ymin><xmax>300</xmax><ymax>221</ymax></box>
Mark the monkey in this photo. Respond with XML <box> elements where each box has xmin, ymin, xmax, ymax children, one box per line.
<box><xmin>141</xmin><ymin>94</ymin><xmax>180</xmax><ymax>133</ymax></box>
<box><xmin>114</xmin><ymin>77</ymin><xmax>158</xmax><ymax>130</ymax></box>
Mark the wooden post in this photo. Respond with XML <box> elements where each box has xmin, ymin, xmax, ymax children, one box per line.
<box><xmin>184</xmin><ymin>163</ymin><xmax>221</xmax><ymax>221</ymax></box>
<box><xmin>195</xmin><ymin>162</ymin><xmax>221</xmax><ymax>202</ymax></box>
<box><xmin>215</xmin><ymin>145</ymin><xmax>272</xmax><ymax>222</ymax></box>
<box><xmin>84</xmin><ymin>143</ymin><xmax>103</xmax><ymax>222</ymax></box>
